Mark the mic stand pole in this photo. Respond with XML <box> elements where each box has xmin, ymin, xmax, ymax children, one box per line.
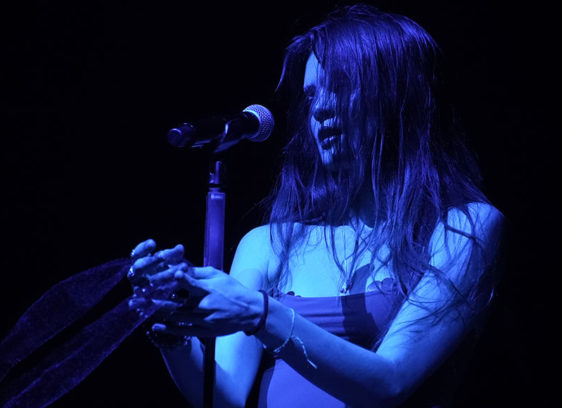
<box><xmin>202</xmin><ymin>160</ymin><xmax>225</xmax><ymax>408</ymax></box>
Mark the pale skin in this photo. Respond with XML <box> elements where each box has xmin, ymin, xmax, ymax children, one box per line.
<box><xmin>128</xmin><ymin>53</ymin><xmax>505</xmax><ymax>407</ymax></box>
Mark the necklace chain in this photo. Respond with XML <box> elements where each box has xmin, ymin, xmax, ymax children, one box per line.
<box><xmin>340</xmin><ymin>230</ymin><xmax>357</xmax><ymax>294</ymax></box>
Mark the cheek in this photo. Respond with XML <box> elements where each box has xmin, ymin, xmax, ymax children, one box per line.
<box><xmin>309</xmin><ymin>115</ymin><xmax>320</xmax><ymax>139</ymax></box>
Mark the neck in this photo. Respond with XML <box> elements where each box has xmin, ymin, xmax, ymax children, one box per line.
<box><xmin>351</xmin><ymin>180</ymin><xmax>378</xmax><ymax>229</ymax></box>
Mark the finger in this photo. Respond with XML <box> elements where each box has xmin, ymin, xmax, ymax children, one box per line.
<box><xmin>132</xmin><ymin>255</ymin><xmax>166</xmax><ymax>277</ymax></box>
<box><xmin>154</xmin><ymin>244</ymin><xmax>185</xmax><ymax>266</ymax></box>
<box><xmin>131</xmin><ymin>248</ymin><xmax>188</xmax><ymax>281</ymax></box>
<box><xmin>149</xmin><ymin>262</ymin><xmax>190</xmax><ymax>285</ymax></box>
<box><xmin>187</xmin><ymin>266</ymin><xmax>220</xmax><ymax>279</ymax></box>
<box><xmin>133</xmin><ymin>281</ymin><xmax>180</xmax><ymax>301</ymax></box>
<box><xmin>128</xmin><ymin>296</ymin><xmax>153</xmax><ymax>309</ymax></box>
<box><xmin>151</xmin><ymin>300</ymin><xmax>188</xmax><ymax>314</ymax></box>
<box><xmin>128</xmin><ymin>297</ymin><xmax>152</xmax><ymax>317</ymax></box>
<box><xmin>151</xmin><ymin>323</ymin><xmax>218</xmax><ymax>338</ymax></box>
<box><xmin>133</xmin><ymin>278</ymin><xmax>202</xmax><ymax>308</ymax></box>
<box><xmin>129</xmin><ymin>295</ymin><xmax>194</xmax><ymax>322</ymax></box>
<box><xmin>173</xmin><ymin>270</ymin><xmax>210</xmax><ymax>296</ymax></box>
<box><xmin>153</xmin><ymin>297</ymin><xmax>204</xmax><ymax>314</ymax></box>
<box><xmin>131</xmin><ymin>239</ymin><xmax>157</xmax><ymax>260</ymax></box>
<box><xmin>127</xmin><ymin>296</ymin><xmax>162</xmax><ymax>319</ymax></box>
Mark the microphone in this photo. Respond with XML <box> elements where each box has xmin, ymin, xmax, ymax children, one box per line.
<box><xmin>167</xmin><ymin>104</ymin><xmax>274</xmax><ymax>152</ymax></box>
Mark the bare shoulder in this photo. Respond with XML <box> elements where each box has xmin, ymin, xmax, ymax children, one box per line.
<box><xmin>431</xmin><ymin>202</ymin><xmax>504</xmax><ymax>245</ymax></box>
<box><xmin>440</xmin><ymin>202</ymin><xmax>505</xmax><ymax>256</ymax></box>
<box><xmin>447</xmin><ymin>202</ymin><xmax>504</xmax><ymax>235</ymax></box>
<box><xmin>238</xmin><ymin>224</ymin><xmax>272</xmax><ymax>247</ymax></box>
<box><xmin>229</xmin><ymin>225</ymin><xmax>280</xmax><ymax>289</ymax></box>
<box><xmin>429</xmin><ymin>202</ymin><xmax>505</xmax><ymax>289</ymax></box>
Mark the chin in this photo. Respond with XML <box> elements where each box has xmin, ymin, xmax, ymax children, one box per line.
<box><xmin>321</xmin><ymin>155</ymin><xmax>350</xmax><ymax>172</ymax></box>
<box><xmin>317</xmin><ymin>136</ymin><xmax>349</xmax><ymax>171</ymax></box>
<box><xmin>320</xmin><ymin>152</ymin><xmax>337</xmax><ymax>170</ymax></box>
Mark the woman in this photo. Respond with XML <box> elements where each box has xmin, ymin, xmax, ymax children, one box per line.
<box><xmin>128</xmin><ymin>4</ymin><xmax>505</xmax><ymax>407</ymax></box>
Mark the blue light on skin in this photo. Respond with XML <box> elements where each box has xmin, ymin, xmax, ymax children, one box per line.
<box><xmin>304</xmin><ymin>52</ymin><xmax>376</xmax><ymax>226</ymax></box>
<box><xmin>304</xmin><ymin>52</ymin><xmax>347</xmax><ymax>171</ymax></box>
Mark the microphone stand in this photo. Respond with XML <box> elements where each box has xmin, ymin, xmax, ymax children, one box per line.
<box><xmin>202</xmin><ymin>160</ymin><xmax>225</xmax><ymax>408</ymax></box>
<box><xmin>168</xmin><ymin>105</ymin><xmax>273</xmax><ymax>406</ymax></box>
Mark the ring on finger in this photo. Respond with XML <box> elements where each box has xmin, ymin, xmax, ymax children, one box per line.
<box><xmin>168</xmin><ymin>288</ymin><xmax>190</xmax><ymax>301</ymax></box>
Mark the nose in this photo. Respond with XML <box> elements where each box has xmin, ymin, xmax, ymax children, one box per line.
<box><xmin>310</xmin><ymin>88</ymin><xmax>337</xmax><ymax>123</ymax></box>
<box><xmin>312</xmin><ymin>105</ymin><xmax>335</xmax><ymax>123</ymax></box>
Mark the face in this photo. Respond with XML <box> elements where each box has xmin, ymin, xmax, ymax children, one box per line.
<box><xmin>303</xmin><ymin>52</ymin><xmax>348</xmax><ymax>171</ymax></box>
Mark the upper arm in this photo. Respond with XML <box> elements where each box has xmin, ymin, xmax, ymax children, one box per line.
<box><xmin>214</xmin><ymin>225</ymin><xmax>275</xmax><ymax>406</ymax></box>
<box><xmin>228</xmin><ymin>224</ymin><xmax>276</xmax><ymax>286</ymax></box>
<box><xmin>375</xmin><ymin>203</ymin><xmax>505</xmax><ymax>398</ymax></box>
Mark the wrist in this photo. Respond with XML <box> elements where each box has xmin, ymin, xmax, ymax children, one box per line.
<box><xmin>254</xmin><ymin>297</ymin><xmax>292</xmax><ymax>348</ymax></box>
<box><xmin>256</xmin><ymin>298</ymin><xmax>318</xmax><ymax>369</ymax></box>
<box><xmin>244</xmin><ymin>289</ymin><xmax>268</xmax><ymax>336</ymax></box>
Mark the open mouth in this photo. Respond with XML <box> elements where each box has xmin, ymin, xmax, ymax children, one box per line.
<box><xmin>318</xmin><ymin>126</ymin><xmax>341</xmax><ymax>149</ymax></box>
<box><xmin>320</xmin><ymin>135</ymin><xmax>337</xmax><ymax>149</ymax></box>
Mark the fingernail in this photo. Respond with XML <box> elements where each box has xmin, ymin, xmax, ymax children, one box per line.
<box><xmin>152</xmin><ymin>323</ymin><xmax>166</xmax><ymax>332</ymax></box>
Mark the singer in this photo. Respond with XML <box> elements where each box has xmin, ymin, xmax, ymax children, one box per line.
<box><xmin>129</xmin><ymin>4</ymin><xmax>505</xmax><ymax>407</ymax></box>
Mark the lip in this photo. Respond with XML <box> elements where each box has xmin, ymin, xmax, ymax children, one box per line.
<box><xmin>320</xmin><ymin>135</ymin><xmax>338</xmax><ymax>149</ymax></box>
<box><xmin>318</xmin><ymin>126</ymin><xmax>341</xmax><ymax>143</ymax></box>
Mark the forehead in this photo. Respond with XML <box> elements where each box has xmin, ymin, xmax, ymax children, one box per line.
<box><xmin>303</xmin><ymin>52</ymin><xmax>325</xmax><ymax>89</ymax></box>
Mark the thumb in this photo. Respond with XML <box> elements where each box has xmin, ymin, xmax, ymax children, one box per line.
<box><xmin>187</xmin><ymin>266</ymin><xmax>221</xmax><ymax>279</ymax></box>
<box><xmin>173</xmin><ymin>269</ymin><xmax>209</xmax><ymax>296</ymax></box>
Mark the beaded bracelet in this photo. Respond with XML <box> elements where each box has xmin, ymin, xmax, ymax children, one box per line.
<box><xmin>244</xmin><ymin>290</ymin><xmax>269</xmax><ymax>336</ymax></box>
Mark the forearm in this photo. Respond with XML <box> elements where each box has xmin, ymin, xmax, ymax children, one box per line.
<box><xmin>159</xmin><ymin>336</ymin><xmax>259</xmax><ymax>408</ymax></box>
<box><xmin>255</xmin><ymin>298</ymin><xmax>404</xmax><ymax>407</ymax></box>
<box><xmin>159</xmin><ymin>338</ymin><xmax>205</xmax><ymax>408</ymax></box>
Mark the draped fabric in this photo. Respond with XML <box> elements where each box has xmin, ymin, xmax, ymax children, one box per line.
<box><xmin>0</xmin><ymin>258</ymin><xmax>157</xmax><ymax>408</ymax></box>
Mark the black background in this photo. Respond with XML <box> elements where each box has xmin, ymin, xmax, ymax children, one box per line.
<box><xmin>0</xmin><ymin>1</ymin><xmax>554</xmax><ymax>407</ymax></box>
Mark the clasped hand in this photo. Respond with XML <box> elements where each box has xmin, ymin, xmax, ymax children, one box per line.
<box><xmin>127</xmin><ymin>239</ymin><xmax>262</xmax><ymax>338</ymax></box>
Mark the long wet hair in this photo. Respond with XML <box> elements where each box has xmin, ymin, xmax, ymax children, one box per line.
<box><xmin>265</xmin><ymin>4</ymin><xmax>491</xmax><ymax>322</ymax></box>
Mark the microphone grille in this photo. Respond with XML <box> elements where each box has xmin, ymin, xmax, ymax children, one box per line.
<box><xmin>243</xmin><ymin>104</ymin><xmax>274</xmax><ymax>142</ymax></box>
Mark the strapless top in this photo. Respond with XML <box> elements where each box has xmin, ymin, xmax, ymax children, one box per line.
<box><xmin>257</xmin><ymin>278</ymin><xmax>404</xmax><ymax>408</ymax></box>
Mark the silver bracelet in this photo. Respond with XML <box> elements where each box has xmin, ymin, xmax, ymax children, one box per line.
<box><xmin>269</xmin><ymin>308</ymin><xmax>295</xmax><ymax>355</ymax></box>
<box><xmin>264</xmin><ymin>308</ymin><xmax>317</xmax><ymax>369</ymax></box>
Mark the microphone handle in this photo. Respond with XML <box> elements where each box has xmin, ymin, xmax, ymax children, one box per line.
<box><xmin>167</xmin><ymin>117</ymin><xmax>227</xmax><ymax>149</ymax></box>
<box><xmin>213</xmin><ymin>112</ymin><xmax>259</xmax><ymax>153</ymax></box>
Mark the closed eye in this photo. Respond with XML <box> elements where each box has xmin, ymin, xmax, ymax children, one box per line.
<box><xmin>303</xmin><ymin>85</ymin><xmax>316</xmax><ymax>101</ymax></box>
